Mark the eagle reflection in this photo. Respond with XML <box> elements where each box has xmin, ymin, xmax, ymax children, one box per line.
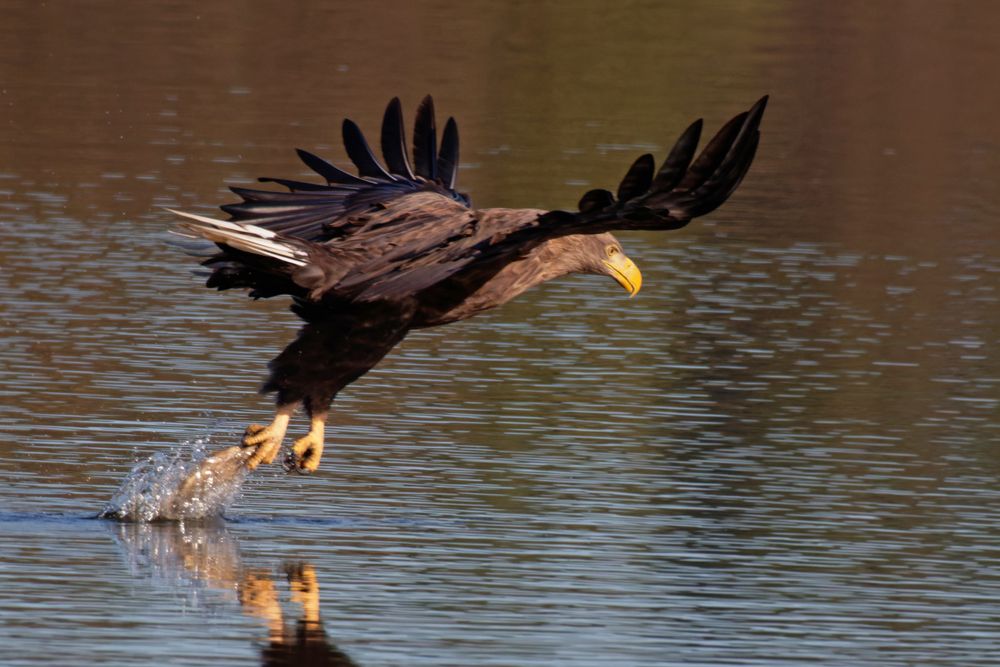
<box><xmin>107</xmin><ymin>521</ymin><xmax>359</xmax><ymax>667</ymax></box>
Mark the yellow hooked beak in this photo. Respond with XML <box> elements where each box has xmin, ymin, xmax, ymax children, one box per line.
<box><xmin>602</xmin><ymin>252</ymin><xmax>642</xmax><ymax>297</ymax></box>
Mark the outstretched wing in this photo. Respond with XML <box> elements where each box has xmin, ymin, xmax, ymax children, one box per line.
<box><xmin>219</xmin><ymin>95</ymin><xmax>471</xmax><ymax>243</ymax></box>
<box><xmin>534</xmin><ymin>94</ymin><xmax>767</xmax><ymax>235</ymax></box>
<box><xmin>175</xmin><ymin>96</ymin><xmax>479</xmax><ymax>298</ymax></box>
<box><xmin>175</xmin><ymin>96</ymin><xmax>766</xmax><ymax>305</ymax></box>
<box><xmin>353</xmin><ymin>96</ymin><xmax>768</xmax><ymax>301</ymax></box>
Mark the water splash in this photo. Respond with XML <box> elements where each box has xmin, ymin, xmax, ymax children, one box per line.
<box><xmin>100</xmin><ymin>439</ymin><xmax>253</xmax><ymax>522</ymax></box>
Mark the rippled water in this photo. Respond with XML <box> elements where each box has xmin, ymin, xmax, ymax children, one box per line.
<box><xmin>2</xmin><ymin>1</ymin><xmax>1000</xmax><ymax>665</ymax></box>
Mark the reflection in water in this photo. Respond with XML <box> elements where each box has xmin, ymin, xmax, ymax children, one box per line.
<box><xmin>107</xmin><ymin>521</ymin><xmax>358</xmax><ymax>667</ymax></box>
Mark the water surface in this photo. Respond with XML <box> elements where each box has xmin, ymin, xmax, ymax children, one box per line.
<box><xmin>2</xmin><ymin>1</ymin><xmax>999</xmax><ymax>665</ymax></box>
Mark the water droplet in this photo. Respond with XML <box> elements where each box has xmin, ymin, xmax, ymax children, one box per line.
<box><xmin>100</xmin><ymin>439</ymin><xmax>252</xmax><ymax>522</ymax></box>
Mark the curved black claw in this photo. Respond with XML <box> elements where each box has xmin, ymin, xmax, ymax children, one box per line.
<box><xmin>282</xmin><ymin>450</ymin><xmax>313</xmax><ymax>475</ymax></box>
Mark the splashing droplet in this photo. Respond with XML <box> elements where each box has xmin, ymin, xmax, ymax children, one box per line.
<box><xmin>101</xmin><ymin>440</ymin><xmax>253</xmax><ymax>522</ymax></box>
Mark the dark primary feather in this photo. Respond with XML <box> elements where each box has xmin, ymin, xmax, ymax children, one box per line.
<box><xmin>437</xmin><ymin>117</ymin><xmax>460</xmax><ymax>190</ymax></box>
<box><xmin>578</xmin><ymin>188</ymin><xmax>615</xmax><ymax>214</ymax></box>
<box><xmin>380</xmin><ymin>97</ymin><xmax>415</xmax><ymax>179</ymax></box>
<box><xmin>652</xmin><ymin>118</ymin><xmax>702</xmax><ymax>191</ymax></box>
<box><xmin>616</xmin><ymin>154</ymin><xmax>655</xmax><ymax>202</ymax></box>
<box><xmin>255</xmin><ymin>177</ymin><xmax>335</xmax><ymax>192</ymax></box>
<box><xmin>412</xmin><ymin>95</ymin><xmax>437</xmax><ymax>180</ymax></box>
<box><xmin>295</xmin><ymin>148</ymin><xmax>369</xmax><ymax>186</ymax></box>
<box><xmin>343</xmin><ymin>119</ymin><xmax>396</xmax><ymax>181</ymax></box>
<box><xmin>677</xmin><ymin>111</ymin><xmax>747</xmax><ymax>191</ymax></box>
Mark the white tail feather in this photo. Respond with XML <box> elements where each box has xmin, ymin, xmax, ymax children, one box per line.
<box><xmin>166</xmin><ymin>208</ymin><xmax>308</xmax><ymax>267</ymax></box>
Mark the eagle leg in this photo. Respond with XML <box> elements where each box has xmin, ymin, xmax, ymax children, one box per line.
<box><xmin>284</xmin><ymin>410</ymin><xmax>327</xmax><ymax>474</ymax></box>
<box><xmin>242</xmin><ymin>403</ymin><xmax>296</xmax><ymax>470</ymax></box>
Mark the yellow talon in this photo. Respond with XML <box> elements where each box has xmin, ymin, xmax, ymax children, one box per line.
<box><xmin>240</xmin><ymin>406</ymin><xmax>294</xmax><ymax>470</ymax></box>
<box><xmin>242</xmin><ymin>423</ymin><xmax>267</xmax><ymax>443</ymax></box>
<box><xmin>245</xmin><ymin>440</ymin><xmax>282</xmax><ymax>470</ymax></box>
<box><xmin>286</xmin><ymin>414</ymin><xmax>326</xmax><ymax>474</ymax></box>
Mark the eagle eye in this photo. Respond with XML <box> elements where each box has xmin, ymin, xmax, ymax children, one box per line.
<box><xmin>606</xmin><ymin>245</ymin><xmax>620</xmax><ymax>258</ymax></box>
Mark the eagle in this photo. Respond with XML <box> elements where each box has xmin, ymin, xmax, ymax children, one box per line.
<box><xmin>171</xmin><ymin>95</ymin><xmax>767</xmax><ymax>474</ymax></box>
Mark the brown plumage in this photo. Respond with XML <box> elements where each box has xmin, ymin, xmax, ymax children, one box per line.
<box><xmin>171</xmin><ymin>94</ymin><xmax>767</xmax><ymax>473</ymax></box>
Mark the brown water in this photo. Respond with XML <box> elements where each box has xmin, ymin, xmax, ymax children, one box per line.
<box><xmin>2</xmin><ymin>1</ymin><xmax>1000</xmax><ymax>665</ymax></box>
